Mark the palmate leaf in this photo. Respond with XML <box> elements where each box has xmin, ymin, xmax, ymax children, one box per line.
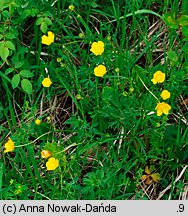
<box><xmin>163</xmin><ymin>13</ymin><xmax>178</xmax><ymax>29</ymax></box>
<box><xmin>145</xmin><ymin>165</ymin><xmax>150</xmax><ymax>175</ymax></box>
<box><xmin>141</xmin><ymin>175</ymin><xmax>148</xmax><ymax>181</ymax></box>
<box><xmin>178</xmin><ymin>15</ymin><xmax>188</xmax><ymax>26</ymax></box>
<box><xmin>167</xmin><ymin>51</ymin><xmax>178</xmax><ymax>63</ymax></box>
<box><xmin>151</xmin><ymin>173</ymin><xmax>161</xmax><ymax>183</ymax></box>
<box><xmin>142</xmin><ymin>165</ymin><xmax>161</xmax><ymax>184</ymax></box>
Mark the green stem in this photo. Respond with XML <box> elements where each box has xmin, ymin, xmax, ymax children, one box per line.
<box><xmin>15</xmin><ymin>131</ymin><xmax>53</xmax><ymax>148</ymax></box>
<box><xmin>138</xmin><ymin>75</ymin><xmax>159</xmax><ymax>102</ymax></box>
<box><xmin>107</xmin><ymin>9</ymin><xmax>163</xmax><ymax>24</ymax></box>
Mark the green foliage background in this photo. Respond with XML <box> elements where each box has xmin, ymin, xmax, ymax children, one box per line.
<box><xmin>0</xmin><ymin>0</ymin><xmax>187</xmax><ymax>200</ymax></box>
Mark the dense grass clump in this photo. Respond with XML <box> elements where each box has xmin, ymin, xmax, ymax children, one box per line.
<box><xmin>0</xmin><ymin>0</ymin><xmax>187</xmax><ymax>200</ymax></box>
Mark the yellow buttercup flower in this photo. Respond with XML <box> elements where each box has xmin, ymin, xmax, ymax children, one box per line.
<box><xmin>4</xmin><ymin>137</ymin><xmax>15</xmax><ymax>153</ymax></box>
<box><xmin>41</xmin><ymin>31</ymin><xmax>54</xmax><ymax>46</ymax></box>
<box><xmin>94</xmin><ymin>65</ymin><xmax>107</xmax><ymax>77</ymax></box>
<box><xmin>35</xmin><ymin>119</ymin><xmax>41</xmax><ymax>125</ymax></box>
<box><xmin>42</xmin><ymin>78</ymin><xmax>52</xmax><ymax>87</ymax></box>
<box><xmin>41</xmin><ymin>150</ymin><xmax>51</xmax><ymax>159</ymax></box>
<box><xmin>68</xmin><ymin>5</ymin><xmax>74</xmax><ymax>11</ymax></box>
<box><xmin>151</xmin><ymin>71</ymin><xmax>165</xmax><ymax>84</ymax></box>
<box><xmin>160</xmin><ymin>90</ymin><xmax>171</xmax><ymax>100</ymax></box>
<box><xmin>46</xmin><ymin>157</ymin><xmax>59</xmax><ymax>170</ymax></box>
<box><xmin>90</xmin><ymin>41</ymin><xmax>104</xmax><ymax>56</ymax></box>
<box><xmin>155</xmin><ymin>102</ymin><xmax>171</xmax><ymax>116</ymax></box>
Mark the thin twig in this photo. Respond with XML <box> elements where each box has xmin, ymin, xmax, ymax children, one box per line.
<box><xmin>157</xmin><ymin>165</ymin><xmax>188</xmax><ymax>200</ymax></box>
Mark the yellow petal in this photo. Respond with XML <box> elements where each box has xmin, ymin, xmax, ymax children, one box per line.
<box><xmin>151</xmin><ymin>78</ymin><xmax>157</xmax><ymax>84</ymax></box>
<box><xmin>42</xmin><ymin>35</ymin><xmax>51</xmax><ymax>45</ymax></box>
<box><xmin>163</xmin><ymin>104</ymin><xmax>171</xmax><ymax>115</ymax></box>
<box><xmin>41</xmin><ymin>150</ymin><xmax>51</xmax><ymax>159</ymax></box>
<box><xmin>46</xmin><ymin>157</ymin><xmax>59</xmax><ymax>170</ymax></box>
<box><xmin>48</xmin><ymin>31</ymin><xmax>54</xmax><ymax>43</ymax></box>
<box><xmin>98</xmin><ymin>41</ymin><xmax>104</xmax><ymax>47</ymax></box>
<box><xmin>157</xmin><ymin>109</ymin><xmax>163</xmax><ymax>116</ymax></box>
<box><xmin>41</xmin><ymin>31</ymin><xmax>54</xmax><ymax>46</ymax></box>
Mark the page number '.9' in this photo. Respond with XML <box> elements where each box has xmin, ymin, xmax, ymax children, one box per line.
<box><xmin>177</xmin><ymin>204</ymin><xmax>184</xmax><ymax>213</ymax></box>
